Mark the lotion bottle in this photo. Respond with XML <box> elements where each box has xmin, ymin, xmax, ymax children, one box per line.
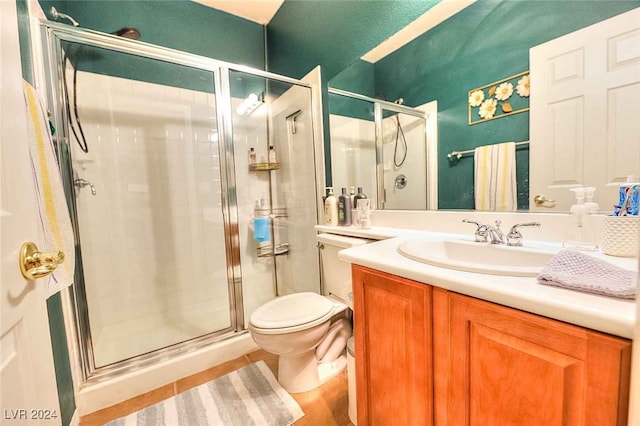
<box><xmin>338</xmin><ymin>187</ymin><xmax>352</xmax><ymax>226</ymax></box>
<box><xmin>324</xmin><ymin>187</ymin><xmax>338</xmax><ymax>226</ymax></box>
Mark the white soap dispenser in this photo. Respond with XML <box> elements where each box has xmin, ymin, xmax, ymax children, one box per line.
<box><xmin>563</xmin><ymin>187</ymin><xmax>597</xmax><ymax>250</ymax></box>
<box><xmin>583</xmin><ymin>187</ymin><xmax>599</xmax><ymax>214</ymax></box>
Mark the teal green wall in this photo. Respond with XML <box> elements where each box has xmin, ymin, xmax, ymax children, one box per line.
<box><xmin>39</xmin><ymin>0</ymin><xmax>265</xmax><ymax>69</ymax></box>
<box><xmin>16</xmin><ymin>1</ymin><xmax>76</xmax><ymax>425</ymax></box>
<box><xmin>267</xmin><ymin>0</ymin><xmax>441</xmax><ymax>80</ymax></box>
<box><xmin>373</xmin><ymin>0</ymin><xmax>640</xmax><ymax>210</ymax></box>
<box><xmin>46</xmin><ymin>294</ymin><xmax>76</xmax><ymax>426</ymax></box>
<box><xmin>328</xmin><ymin>59</ymin><xmax>376</xmax><ymax>99</ymax></box>
<box><xmin>328</xmin><ymin>59</ymin><xmax>375</xmax><ymax>121</ymax></box>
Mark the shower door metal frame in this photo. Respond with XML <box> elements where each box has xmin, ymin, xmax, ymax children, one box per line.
<box><xmin>327</xmin><ymin>88</ymin><xmax>429</xmax><ymax>210</ymax></box>
<box><xmin>40</xmin><ymin>21</ymin><xmax>314</xmax><ymax>384</ymax></box>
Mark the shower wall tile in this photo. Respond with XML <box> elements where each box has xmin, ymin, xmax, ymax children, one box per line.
<box><xmin>74</xmin><ymin>72</ymin><xmax>231</xmax><ymax>367</ymax></box>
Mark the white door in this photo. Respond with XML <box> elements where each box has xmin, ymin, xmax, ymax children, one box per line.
<box><xmin>1</xmin><ymin>1</ymin><xmax>61</xmax><ymax>424</ymax></box>
<box><xmin>530</xmin><ymin>8</ymin><xmax>640</xmax><ymax>211</ymax></box>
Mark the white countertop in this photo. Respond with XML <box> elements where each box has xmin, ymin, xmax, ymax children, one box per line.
<box><xmin>317</xmin><ymin>225</ymin><xmax>637</xmax><ymax>339</ymax></box>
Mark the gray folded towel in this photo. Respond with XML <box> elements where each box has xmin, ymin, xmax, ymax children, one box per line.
<box><xmin>537</xmin><ymin>250</ymin><xmax>637</xmax><ymax>300</ymax></box>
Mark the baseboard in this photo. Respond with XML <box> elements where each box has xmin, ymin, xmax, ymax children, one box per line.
<box><xmin>69</xmin><ymin>409</ymin><xmax>80</xmax><ymax>426</ymax></box>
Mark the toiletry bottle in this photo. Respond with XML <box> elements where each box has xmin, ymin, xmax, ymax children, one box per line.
<box><xmin>324</xmin><ymin>187</ymin><xmax>338</xmax><ymax>226</ymax></box>
<box><xmin>563</xmin><ymin>187</ymin><xmax>597</xmax><ymax>250</ymax></box>
<box><xmin>338</xmin><ymin>187</ymin><xmax>352</xmax><ymax>226</ymax></box>
<box><xmin>349</xmin><ymin>186</ymin><xmax>356</xmax><ymax>205</ymax></box>
<box><xmin>584</xmin><ymin>187</ymin><xmax>599</xmax><ymax>214</ymax></box>
<box><xmin>353</xmin><ymin>187</ymin><xmax>367</xmax><ymax>208</ymax></box>
<box><xmin>248</xmin><ymin>147</ymin><xmax>256</xmax><ymax>166</ymax></box>
<box><xmin>619</xmin><ymin>175</ymin><xmax>640</xmax><ymax>215</ymax></box>
<box><xmin>269</xmin><ymin>145</ymin><xmax>277</xmax><ymax>164</ymax></box>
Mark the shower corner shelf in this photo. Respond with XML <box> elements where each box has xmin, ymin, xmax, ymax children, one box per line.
<box><xmin>254</xmin><ymin>207</ymin><xmax>287</xmax><ymax>218</ymax></box>
<box><xmin>249</xmin><ymin>162</ymin><xmax>280</xmax><ymax>172</ymax></box>
<box><xmin>257</xmin><ymin>243</ymin><xmax>289</xmax><ymax>258</ymax></box>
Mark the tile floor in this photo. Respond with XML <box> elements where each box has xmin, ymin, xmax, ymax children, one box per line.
<box><xmin>80</xmin><ymin>349</ymin><xmax>353</xmax><ymax>425</ymax></box>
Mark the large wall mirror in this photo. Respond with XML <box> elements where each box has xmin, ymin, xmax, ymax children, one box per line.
<box><xmin>325</xmin><ymin>1</ymin><xmax>640</xmax><ymax>213</ymax></box>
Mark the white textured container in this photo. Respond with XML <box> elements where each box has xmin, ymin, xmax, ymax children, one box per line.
<box><xmin>601</xmin><ymin>216</ymin><xmax>639</xmax><ymax>257</ymax></box>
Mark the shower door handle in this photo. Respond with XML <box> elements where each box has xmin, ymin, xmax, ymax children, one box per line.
<box><xmin>19</xmin><ymin>242</ymin><xmax>65</xmax><ymax>280</ymax></box>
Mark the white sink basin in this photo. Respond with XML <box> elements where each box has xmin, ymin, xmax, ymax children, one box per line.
<box><xmin>397</xmin><ymin>239</ymin><xmax>555</xmax><ymax>277</ymax></box>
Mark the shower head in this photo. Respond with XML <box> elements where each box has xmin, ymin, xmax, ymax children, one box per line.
<box><xmin>50</xmin><ymin>6</ymin><xmax>80</xmax><ymax>27</ymax></box>
<box><xmin>112</xmin><ymin>27</ymin><xmax>141</xmax><ymax>40</ymax></box>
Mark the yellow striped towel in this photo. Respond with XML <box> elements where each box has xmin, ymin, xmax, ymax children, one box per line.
<box><xmin>23</xmin><ymin>80</ymin><xmax>76</xmax><ymax>298</ymax></box>
<box><xmin>474</xmin><ymin>142</ymin><xmax>517</xmax><ymax>211</ymax></box>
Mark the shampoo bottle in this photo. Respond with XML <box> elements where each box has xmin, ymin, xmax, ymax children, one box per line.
<box><xmin>248</xmin><ymin>147</ymin><xmax>256</xmax><ymax>166</ymax></box>
<box><xmin>338</xmin><ymin>187</ymin><xmax>352</xmax><ymax>226</ymax></box>
<box><xmin>353</xmin><ymin>187</ymin><xmax>368</xmax><ymax>208</ymax></box>
<box><xmin>324</xmin><ymin>187</ymin><xmax>338</xmax><ymax>226</ymax></box>
<box><xmin>268</xmin><ymin>145</ymin><xmax>277</xmax><ymax>164</ymax></box>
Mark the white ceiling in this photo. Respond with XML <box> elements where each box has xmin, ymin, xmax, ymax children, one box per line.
<box><xmin>193</xmin><ymin>0</ymin><xmax>284</xmax><ymax>25</ymax></box>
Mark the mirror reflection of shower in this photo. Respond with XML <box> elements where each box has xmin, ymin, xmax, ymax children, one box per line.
<box><xmin>327</xmin><ymin>88</ymin><xmax>430</xmax><ymax>210</ymax></box>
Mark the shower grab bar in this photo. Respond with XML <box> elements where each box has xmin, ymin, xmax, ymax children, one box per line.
<box><xmin>447</xmin><ymin>141</ymin><xmax>529</xmax><ymax>160</ymax></box>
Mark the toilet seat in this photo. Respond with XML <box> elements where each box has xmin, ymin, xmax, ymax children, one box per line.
<box><xmin>249</xmin><ymin>292</ymin><xmax>335</xmax><ymax>335</ymax></box>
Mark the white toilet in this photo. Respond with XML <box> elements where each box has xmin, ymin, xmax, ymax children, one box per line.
<box><xmin>248</xmin><ymin>233</ymin><xmax>370</xmax><ymax>393</ymax></box>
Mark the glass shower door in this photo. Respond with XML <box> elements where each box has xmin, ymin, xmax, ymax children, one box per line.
<box><xmin>55</xmin><ymin>41</ymin><xmax>234</xmax><ymax>368</ymax></box>
<box><xmin>227</xmin><ymin>70</ymin><xmax>320</xmax><ymax>324</ymax></box>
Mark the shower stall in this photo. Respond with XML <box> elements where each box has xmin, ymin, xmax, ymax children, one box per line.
<box><xmin>39</xmin><ymin>22</ymin><xmax>323</xmax><ymax>406</ymax></box>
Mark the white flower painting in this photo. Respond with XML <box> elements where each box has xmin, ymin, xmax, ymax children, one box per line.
<box><xmin>516</xmin><ymin>74</ymin><xmax>530</xmax><ymax>97</ymax></box>
<box><xmin>494</xmin><ymin>82</ymin><xmax>514</xmax><ymax>101</ymax></box>
<box><xmin>468</xmin><ymin>90</ymin><xmax>485</xmax><ymax>107</ymax></box>
<box><xmin>478</xmin><ymin>98</ymin><xmax>497</xmax><ymax>119</ymax></box>
<box><xmin>468</xmin><ymin>71</ymin><xmax>530</xmax><ymax>124</ymax></box>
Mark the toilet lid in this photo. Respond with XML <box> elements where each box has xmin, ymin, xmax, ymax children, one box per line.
<box><xmin>249</xmin><ymin>292</ymin><xmax>334</xmax><ymax>330</ymax></box>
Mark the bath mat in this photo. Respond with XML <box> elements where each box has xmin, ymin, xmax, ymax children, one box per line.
<box><xmin>105</xmin><ymin>361</ymin><xmax>304</xmax><ymax>426</ymax></box>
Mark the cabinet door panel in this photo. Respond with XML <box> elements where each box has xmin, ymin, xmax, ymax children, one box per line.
<box><xmin>353</xmin><ymin>266</ymin><xmax>433</xmax><ymax>426</ymax></box>
<box><xmin>434</xmin><ymin>289</ymin><xmax>631</xmax><ymax>426</ymax></box>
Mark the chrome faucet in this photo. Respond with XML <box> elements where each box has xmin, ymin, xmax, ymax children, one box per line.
<box><xmin>74</xmin><ymin>177</ymin><xmax>96</xmax><ymax>195</ymax></box>
<box><xmin>506</xmin><ymin>222</ymin><xmax>541</xmax><ymax>246</ymax></box>
<box><xmin>485</xmin><ymin>220</ymin><xmax>506</xmax><ymax>244</ymax></box>
<box><xmin>462</xmin><ymin>219</ymin><xmax>488</xmax><ymax>243</ymax></box>
<box><xmin>462</xmin><ymin>219</ymin><xmax>506</xmax><ymax>244</ymax></box>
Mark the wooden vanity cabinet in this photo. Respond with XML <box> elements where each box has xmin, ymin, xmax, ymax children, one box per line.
<box><xmin>352</xmin><ymin>265</ymin><xmax>433</xmax><ymax>426</ymax></box>
<box><xmin>352</xmin><ymin>265</ymin><xmax>632</xmax><ymax>426</ymax></box>
<box><xmin>433</xmin><ymin>289</ymin><xmax>631</xmax><ymax>426</ymax></box>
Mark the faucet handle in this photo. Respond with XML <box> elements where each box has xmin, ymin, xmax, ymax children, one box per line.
<box><xmin>506</xmin><ymin>222</ymin><xmax>541</xmax><ymax>246</ymax></box>
<box><xmin>462</xmin><ymin>219</ymin><xmax>488</xmax><ymax>243</ymax></box>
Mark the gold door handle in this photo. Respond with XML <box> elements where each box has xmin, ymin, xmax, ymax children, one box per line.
<box><xmin>19</xmin><ymin>242</ymin><xmax>65</xmax><ymax>280</ymax></box>
<box><xmin>533</xmin><ymin>195</ymin><xmax>555</xmax><ymax>207</ymax></box>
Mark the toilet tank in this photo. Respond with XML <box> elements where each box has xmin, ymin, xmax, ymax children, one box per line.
<box><xmin>317</xmin><ymin>233</ymin><xmax>373</xmax><ymax>309</ymax></box>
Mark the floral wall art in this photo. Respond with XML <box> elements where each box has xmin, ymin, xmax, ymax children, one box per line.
<box><xmin>468</xmin><ymin>71</ymin><xmax>530</xmax><ymax>125</ymax></box>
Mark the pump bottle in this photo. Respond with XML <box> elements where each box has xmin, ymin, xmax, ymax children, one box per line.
<box><xmin>563</xmin><ymin>187</ymin><xmax>597</xmax><ymax>250</ymax></box>
<box><xmin>324</xmin><ymin>187</ymin><xmax>338</xmax><ymax>226</ymax></box>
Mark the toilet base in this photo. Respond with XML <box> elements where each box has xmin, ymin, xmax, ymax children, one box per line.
<box><xmin>318</xmin><ymin>354</ymin><xmax>347</xmax><ymax>384</ymax></box>
<box><xmin>278</xmin><ymin>352</ymin><xmax>348</xmax><ymax>394</ymax></box>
